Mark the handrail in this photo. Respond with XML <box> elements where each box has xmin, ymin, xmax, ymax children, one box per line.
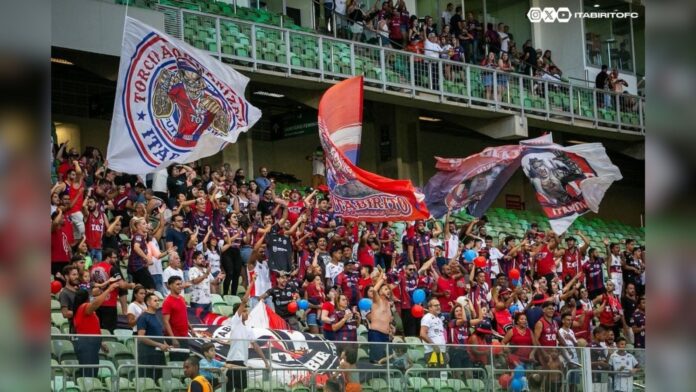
<box><xmin>154</xmin><ymin>4</ymin><xmax>646</xmax><ymax>134</ymax></box>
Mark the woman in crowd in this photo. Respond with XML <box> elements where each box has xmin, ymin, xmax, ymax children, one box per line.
<box><xmin>72</xmin><ymin>282</ymin><xmax>119</xmax><ymax>377</ymax></box>
<box><xmin>126</xmin><ymin>284</ymin><xmax>147</xmax><ymax>334</ymax></box>
<box><xmin>502</xmin><ymin>312</ymin><xmax>539</xmax><ymax>367</ymax></box>
<box><xmin>331</xmin><ymin>294</ymin><xmax>361</xmax><ymax>352</ymax></box>
<box><xmin>481</xmin><ymin>51</ymin><xmax>498</xmax><ymax>101</ymax></box>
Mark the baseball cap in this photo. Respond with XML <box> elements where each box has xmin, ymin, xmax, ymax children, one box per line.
<box><xmin>531</xmin><ymin>293</ymin><xmax>548</xmax><ymax>305</ymax></box>
<box><xmin>476</xmin><ymin>320</ymin><xmax>493</xmax><ymax>334</ymax></box>
<box><xmin>565</xmin><ymin>236</ymin><xmax>576</xmax><ymax>242</ymax></box>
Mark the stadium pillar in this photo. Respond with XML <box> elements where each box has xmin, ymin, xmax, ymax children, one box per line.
<box><xmin>370</xmin><ymin>102</ymin><xmax>424</xmax><ymax>186</ymax></box>
<box><xmin>462</xmin><ymin>114</ymin><xmax>529</xmax><ymax>140</ymax></box>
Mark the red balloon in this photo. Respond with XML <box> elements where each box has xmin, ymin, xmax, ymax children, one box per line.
<box><xmin>288</xmin><ymin>301</ymin><xmax>298</xmax><ymax>313</ymax></box>
<box><xmin>491</xmin><ymin>339</ymin><xmax>503</xmax><ymax>355</ymax></box>
<box><xmin>50</xmin><ymin>280</ymin><xmax>62</xmax><ymax>294</ymax></box>
<box><xmin>498</xmin><ymin>373</ymin><xmax>512</xmax><ymax>388</ymax></box>
<box><xmin>411</xmin><ymin>304</ymin><xmax>425</xmax><ymax>318</ymax></box>
<box><xmin>509</xmin><ymin>268</ymin><xmax>521</xmax><ymax>280</ymax></box>
<box><xmin>474</xmin><ymin>256</ymin><xmax>487</xmax><ymax>268</ymax></box>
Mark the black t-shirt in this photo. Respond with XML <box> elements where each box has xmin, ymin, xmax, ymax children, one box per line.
<box><xmin>167</xmin><ymin>174</ymin><xmax>188</xmax><ymax>198</ymax></box>
<box><xmin>101</xmin><ymin>232</ymin><xmax>121</xmax><ymax>255</ymax></box>
<box><xmin>165</xmin><ymin>228</ymin><xmax>188</xmax><ymax>261</ymax></box>
<box><xmin>257</xmin><ymin>199</ymin><xmax>276</xmax><ymax>216</ymax></box>
<box><xmin>266</xmin><ymin>229</ymin><xmax>293</xmax><ymax>273</ymax></box>
<box><xmin>450</xmin><ymin>14</ymin><xmax>462</xmax><ymax>37</ymax></box>
<box><xmin>265</xmin><ymin>284</ymin><xmax>298</xmax><ymax>318</ymax></box>
<box><xmin>595</xmin><ymin>71</ymin><xmax>608</xmax><ymax>90</ymax></box>
<box><xmin>621</xmin><ymin>295</ymin><xmax>638</xmax><ymax>323</ymax></box>
<box><xmin>524</xmin><ymin>46</ymin><xmax>537</xmax><ymax>66</ymax></box>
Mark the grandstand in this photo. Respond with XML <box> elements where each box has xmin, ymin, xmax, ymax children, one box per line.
<box><xmin>51</xmin><ymin>1</ymin><xmax>645</xmax><ymax>391</ymax></box>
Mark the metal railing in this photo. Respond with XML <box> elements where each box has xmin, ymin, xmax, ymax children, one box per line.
<box><xmin>153</xmin><ymin>4</ymin><xmax>646</xmax><ymax>135</ymax></box>
<box><xmin>51</xmin><ymin>333</ymin><xmax>646</xmax><ymax>392</ymax></box>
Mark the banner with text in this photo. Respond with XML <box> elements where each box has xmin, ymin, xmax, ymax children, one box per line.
<box><xmin>318</xmin><ymin>77</ymin><xmax>429</xmax><ymax>221</ymax></box>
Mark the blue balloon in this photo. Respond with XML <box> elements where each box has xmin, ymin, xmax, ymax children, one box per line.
<box><xmin>358</xmin><ymin>298</ymin><xmax>373</xmax><ymax>312</ymax></box>
<box><xmin>512</xmin><ymin>278</ymin><xmax>520</xmax><ymax>287</ymax></box>
<box><xmin>412</xmin><ymin>289</ymin><xmax>426</xmax><ymax>304</ymax></box>
<box><xmin>510</xmin><ymin>378</ymin><xmax>524</xmax><ymax>392</ymax></box>
<box><xmin>297</xmin><ymin>299</ymin><xmax>309</xmax><ymax>310</ymax></box>
<box><xmin>464</xmin><ymin>249</ymin><xmax>477</xmax><ymax>262</ymax></box>
<box><xmin>514</xmin><ymin>364</ymin><xmax>525</xmax><ymax>379</ymax></box>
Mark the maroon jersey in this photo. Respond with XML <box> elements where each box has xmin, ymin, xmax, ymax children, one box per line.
<box><xmin>85</xmin><ymin>212</ymin><xmax>106</xmax><ymax>250</ymax></box>
<box><xmin>537</xmin><ymin>317</ymin><xmax>558</xmax><ymax>347</ymax></box>
<box><xmin>561</xmin><ymin>247</ymin><xmax>582</xmax><ymax>281</ymax></box>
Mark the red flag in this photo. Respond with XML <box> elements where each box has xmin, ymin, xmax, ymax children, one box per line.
<box><xmin>266</xmin><ymin>304</ymin><xmax>290</xmax><ymax>330</ymax></box>
<box><xmin>318</xmin><ymin>77</ymin><xmax>429</xmax><ymax>222</ymax></box>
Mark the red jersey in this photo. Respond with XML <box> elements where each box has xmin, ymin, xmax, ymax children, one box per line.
<box><xmin>493</xmin><ymin>308</ymin><xmax>513</xmax><ymax>335</ymax></box>
<box><xmin>537</xmin><ymin>317</ymin><xmax>558</xmax><ymax>347</ymax></box>
<box><xmin>74</xmin><ymin>303</ymin><xmax>101</xmax><ymax>335</ymax></box>
<box><xmin>321</xmin><ymin>301</ymin><xmax>335</xmax><ymax>332</ymax></box>
<box><xmin>358</xmin><ymin>276</ymin><xmax>372</xmax><ymax>297</ymax></box>
<box><xmin>572</xmin><ymin>310</ymin><xmax>594</xmax><ymax>342</ymax></box>
<box><xmin>90</xmin><ymin>261</ymin><xmax>120</xmax><ymax>307</ymax></box>
<box><xmin>561</xmin><ymin>247</ymin><xmax>582</xmax><ymax>281</ymax></box>
<box><xmin>436</xmin><ymin>276</ymin><xmax>456</xmax><ymax>313</ymax></box>
<box><xmin>535</xmin><ymin>244</ymin><xmax>556</xmax><ymax>276</ymax></box>
<box><xmin>358</xmin><ymin>245</ymin><xmax>375</xmax><ymax>267</ymax></box>
<box><xmin>305</xmin><ymin>284</ymin><xmax>325</xmax><ymax>316</ymax></box>
<box><xmin>598</xmin><ymin>294</ymin><xmax>622</xmax><ymax>326</ymax></box>
<box><xmin>66</xmin><ymin>180</ymin><xmax>84</xmax><ymax>215</ymax></box>
<box><xmin>509</xmin><ymin>327</ymin><xmax>534</xmax><ymax>359</ymax></box>
<box><xmin>287</xmin><ymin>200</ymin><xmax>304</xmax><ymax>225</ymax></box>
<box><xmin>85</xmin><ymin>212</ymin><xmax>106</xmax><ymax>250</ymax></box>
<box><xmin>162</xmin><ymin>295</ymin><xmax>189</xmax><ymax>337</ymax></box>
<box><xmin>51</xmin><ymin>218</ymin><xmax>74</xmax><ymax>263</ymax></box>
<box><xmin>452</xmin><ymin>276</ymin><xmax>468</xmax><ymax>299</ymax></box>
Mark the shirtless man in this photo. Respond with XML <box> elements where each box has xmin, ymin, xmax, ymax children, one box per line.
<box><xmin>367</xmin><ymin>270</ymin><xmax>394</xmax><ymax>363</ymax></box>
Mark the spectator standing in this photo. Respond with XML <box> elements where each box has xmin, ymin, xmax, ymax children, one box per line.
<box><xmin>90</xmin><ymin>248</ymin><xmax>131</xmax><ymax>332</ymax></box>
<box><xmin>129</xmin><ymin>217</ymin><xmax>156</xmax><ymax>289</ymax></box>
<box><xmin>72</xmin><ymin>283</ymin><xmax>119</xmax><ymax>377</ymax></box>
<box><xmin>595</xmin><ymin>65</ymin><xmax>610</xmax><ymax>108</ymax></box>
<box><xmin>449</xmin><ymin>302</ymin><xmax>483</xmax><ymax>369</ymax></box>
<box><xmin>464</xmin><ymin>12</ymin><xmax>482</xmax><ymax>63</ymax></box>
<box><xmin>502</xmin><ymin>312</ymin><xmax>538</xmax><ymax>367</ymax></box>
<box><xmin>162</xmin><ymin>276</ymin><xmax>191</xmax><ymax>361</ymax></box>
<box><xmin>331</xmin><ymin>294</ymin><xmax>361</xmax><ymax>349</ymax></box>
<box><xmin>224</xmin><ymin>292</ymin><xmax>270</xmax><ymax>391</ymax></box>
<box><xmin>609</xmin><ymin>337</ymin><xmax>640</xmax><ymax>392</ymax></box>
<box><xmin>126</xmin><ymin>285</ymin><xmax>147</xmax><ymax>333</ymax></box>
<box><xmin>605</xmin><ymin>239</ymin><xmax>624</xmax><ymax>296</ymax></box>
<box><xmin>260</xmin><ymin>271</ymin><xmax>301</xmax><ymax>330</ymax></box>
<box><xmin>522</xmin><ymin>40</ymin><xmax>537</xmax><ymax>75</ymax></box>
<box><xmin>484</xmin><ymin>23</ymin><xmax>500</xmax><ymax>55</ymax></box>
<box><xmin>497</xmin><ymin>23</ymin><xmax>509</xmax><ymax>55</ymax></box>
<box><xmin>254</xmin><ymin>167</ymin><xmax>271</xmax><ymax>195</ymax></box>
<box><xmin>367</xmin><ymin>272</ymin><xmax>393</xmax><ymax>363</ymax></box>
<box><xmin>441</xmin><ymin>3</ymin><xmax>454</xmax><ymax>30</ymax></box>
<box><xmin>189</xmin><ymin>250</ymin><xmax>214</xmax><ymax>319</ymax></box>
<box><xmin>59</xmin><ymin>265</ymin><xmax>80</xmax><ymax>332</ymax></box>
<box><xmin>420</xmin><ymin>299</ymin><xmax>447</xmax><ymax>365</ymax></box>
<box><xmin>534</xmin><ymin>301</ymin><xmax>559</xmax><ymax>365</ymax></box>
<box><xmin>136</xmin><ymin>293</ymin><xmax>170</xmax><ymax>380</ymax></box>
<box><xmin>481</xmin><ymin>51</ymin><xmax>498</xmax><ymax>101</ymax></box>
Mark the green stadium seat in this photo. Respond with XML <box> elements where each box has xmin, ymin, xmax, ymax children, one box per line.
<box><xmin>53</xmin><ymin>339</ymin><xmax>76</xmax><ymax>362</ymax></box>
<box><xmin>102</xmin><ymin>341</ymin><xmax>133</xmax><ymax>362</ymax></box>
<box><xmin>408</xmin><ymin>376</ymin><xmax>429</xmax><ymax>390</ymax></box>
<box><xmin>158</xmin><ymin>377</ymin><xmax>187</xmax><ymax>392</ymax></box>
<box><xmin>131</xmin><ymin>377</ymin><xmax>160</xmax><ymax>392</ymax></box>
<box><xmin>213</xmin><ymin>304</ymin><xmax>235</xmax><ymax>316</ymax></box>
<box><xmin>77</xmin><ymin>377</ymin><xmax>110</xmax><ymax>392</ymax></box>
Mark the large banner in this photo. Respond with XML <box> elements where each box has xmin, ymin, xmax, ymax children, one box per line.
<box><xmin>189</xmin><ymin>325</ymin><xmax>339</xmax><ymax>387</ymax></box>
<box><xmin>520</xmin><ymin>140</ymin><xmax>623</xmax><ymax>234</ymax></box>
<box><xmin>318</xmin><ymin>77</ymin><xmax>429</xmax><ymax>221</ymax></box>
<box><xmin>424</xmin><ymin>134</ymin><xmax>622</xmax><ymax>233</ymax></box>
<box><xmin>424</xmin><ymin>145</ymin><xmax>523</xmax><ymax>218</ymax></box>
<box><xmin>107</xmin><ymin>17</ymin><xmax>261</xmax><ymax>174</ymax></box>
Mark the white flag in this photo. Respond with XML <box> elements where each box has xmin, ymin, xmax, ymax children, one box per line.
<box><xmin>520</xmin><ymin>135</ymin><xmax>623</xmax><ymax>234</ymax></box>
<box><xmin>107</xmin><ymin>16</ymin><xmax>261</xmax><ymax>174</ymax></box>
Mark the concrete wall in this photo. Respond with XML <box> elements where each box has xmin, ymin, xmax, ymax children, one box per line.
<box><xmin>286</xmin><ymin>0</ymin><xmax>313</xmax><ymax>28</ymax></box>
<box><xmin>52</xmin><ymin>0</ymin><xmax>164</xmax><ymax>57</ymax></box>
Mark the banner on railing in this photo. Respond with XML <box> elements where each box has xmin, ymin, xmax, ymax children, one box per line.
<box><xmin>319</xmin><ymin>77</ymin><xmax>429</xmax><ymax>221</ymax></box>
<box><xmin>189</xmin><ymin>325</ymin><xmax>339</xmax><ymax>387</ymax></box>
<box><xmin>107</xmin><ymin>16</ymin><xmax>261</xmax><ymax>174</ymax></box>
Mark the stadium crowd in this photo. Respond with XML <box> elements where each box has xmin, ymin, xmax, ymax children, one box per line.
<box><xmin>51</xmin><ymin>142</ymin><xmax>645</xmax><ymax>389</ymax></box>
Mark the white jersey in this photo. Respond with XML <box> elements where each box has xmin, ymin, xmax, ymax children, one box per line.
<box><xmin>609</xmin><ymin>352</ymin><xmax>638</xmax><ymax>392</ymax></box>
<box><xmin>610</xmin><ymin>254</ymin><xmax>623</xmax><ymax>295</ymax></box>
<box><xmin>444</xmin><ymin>234</ymin><xmax>459</xmax><ymax>260</ymax></box>
<box><xmin>248</xmin><ymin>259</ymin><xmax>271</xmax><ymax>297</ymax></box>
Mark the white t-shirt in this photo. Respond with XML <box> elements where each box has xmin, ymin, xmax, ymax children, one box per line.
<box><xmin>609</xmin><ymin>352</ymin><xmax>638</xmax><ymax>392</ymax></box>
<box><xmin>147</xmin><ymin>238</ymin><xmax>163</xmax><ymax>276</ymax></box>
<box><xmin>127</xmin><ymin>302</ymin><xmax>147</xmax><ymax>332</ymax></box>
<box><xmin>421</xmin><ymin>313</ymin><xmax>446</xmax><ymax>353</ymax></box>
<box><xmin>248</xmin><ymin>260</ymin><xmax>271</xmax><ymax>297</ymax></box>
<box><xmin>334</xmin><ymin>0</ymin><xmax>346</xmax><ymax>15</ymax></box>
<box><xmin>424</xmin><ymin>39</ymin><xmax>443</xmax><ymax>59</ymax></box>
<box><xmin>152</xmin><ymin>169</ymin><xmax>168</xmax><ymax>193</ymax></box>
<box><xmin>444</xmin><ymin>234</ymin><xmax>459</xmax><ymax>260</ymax></box>
<box><xmin>189</xmin><ymin>266</ymin><xmax>212</xmax><ymax>305</ymax></box>
<box><xmin>325</xmin><ymin>262</ymin><xmax>344</xmax><ymax>286</ymax></box>
<box><xmin>225</xmin><ymin>314</ymin><xmax>256</xmax><ymax>362</ymax></box>
<box><xmin>441</xmin><ymin>11</ymin><xmax>452</xmax><ymax>26</ymax></box>
<box><xmin>498</xmin><ymin>31</ymin><xmax>509</xmax><ymax>53</ymax></box>
<box><xmin>205</xmin><ymin>249</ymin><xmax>221</xmax><ymax>275</ymax></box>
<box><xmin>312</xmin><ymin>154</ymin><xmax>326</xmax><ymax>176</ymax></box>
<box><xmin>488</xmin><ymin>247</ymin><xmax>504</xmax><ymax>275</ymax></box>
<box><xmin>162</xmin><ymin>266</ymin><xmax>184</xmax><ymax>296</ymax></box>
<box><xmin>558</xmin><ymin>327</ymin><xmax>579</xmax><ymax>363</ymax></box>
<box><xmin>429</xmin><ymin>238</ymin><xmax>443</xmax><ymax>257</ymax></box>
